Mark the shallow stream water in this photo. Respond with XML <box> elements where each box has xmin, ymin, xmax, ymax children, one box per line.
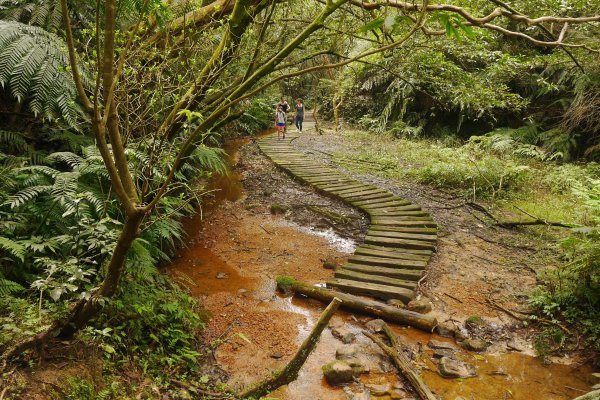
<box><xmin>168</xmin><ymin>135</ymin><xmax>595</xmax><ymax>400</ymax></box>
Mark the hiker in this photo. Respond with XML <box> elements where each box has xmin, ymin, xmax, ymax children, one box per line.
<box><xmin>295</xmin><ymin>98</ymin><xmax>304</xmax><ymax>133</ymax></box>
<box><xmin>277</xmin><ymin>97</ymin><xmax>290</xmax><ymax>133</ymax></box>
<box><xmin>275</xmin><ymin>105</ymin><xmax>286</xmax><ymax>139</ymax></box>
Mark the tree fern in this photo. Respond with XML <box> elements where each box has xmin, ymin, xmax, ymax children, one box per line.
<box><xmin>0</xmin><ymin>236</ymin><xmax>25</xmax><ymax>261</ymax></box>
<box><xmin>0</xmin><ymin>21</ymin><xmax>83</xmax><ymax>126</ymax></box>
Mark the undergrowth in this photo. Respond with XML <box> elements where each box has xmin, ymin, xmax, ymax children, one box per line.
<box><xmin>336</xmin><ymin>128</ymin><xmax>600</xmax><ymax>360</ymax></box>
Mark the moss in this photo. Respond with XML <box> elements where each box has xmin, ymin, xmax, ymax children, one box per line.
<box><xmin>276</xmin><ymin>275</ymin><xmax>296</xmax><ymax>290</ymax></box>
<box><xmin>270</xmin><ymin>203</ymin><xmax>290</xmax><ymax>214</ymax></box>
<box><xmin>465</xmin><ymin>315</ymin><xmax>484</xmax><ymax>326</ymax></box>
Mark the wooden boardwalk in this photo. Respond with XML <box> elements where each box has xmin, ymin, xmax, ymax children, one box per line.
<box><xmin>258</xmin><ymin>132</ymin><xmax>436</xmax><ymax>304</ymax></box>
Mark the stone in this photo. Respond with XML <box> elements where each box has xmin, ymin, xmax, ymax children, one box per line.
<box><xmin>365</xmin><ymin>383</ymin><xmax>391</xmax><ymax>396</ymax></box>
<box><xmin>346</xmin><ymin>357</ymin><xmax>370</xmax><ymax>375</ymax></box>
<box><xmin>216</xmin><ymin>272</ymin><xmax>227</xmax><ymax>279</ymax></box>
<box><xmin>427</xmin><ymin>339</ymin><xmax>458</xmax><ymax>351</ymax></box>
<box><xmin>336</xmin><ymin>345</ymin><xmax>358</xmax><ymax>360</ymax></box>
<box><xmin>270</xmin><ymin>351</ymin><xmax>283</xmax><ymax>359</ymax></box>
<box><xmin>436</xmin><ymin>321</ymin><xmax>457</xmax><ymax>338</ymax></box>
<box><xmin>387</xmin><ymin>299</ymin><xmax>406</xmax><ymax>308</ymax></box>
<box><xmin>322</xmin><ymin>361</ymin><xmax>354</xmax><ymax>385</ymax></box>
<box><xmin>432</xmin><ymin>348</ymin><xmax>455</xmax><ymax>359</ymax></box>
<box><xmin>460</xmin><ymin>339</ymin><xmax>489</xmax><ymax>352</ymax></box>
<box><xmin>438</xmin><ymin>357</ymin><xmax>477</xmax><ymax>379</ymax></box>
<box><xmin>365</xmin><ymin>319</ymin><xmax>386</xmax><ymax>333</ymax></box>
<box><xmin>454</xmin><ymin>326</ymin><xmax>470</xmax><ymax>341</ymax></box>
<box><xmin>406</xmin><ymin>297</ymin><xmax>432</xmax><ymax>314</ymax></box>
<box><xmin>331</xmin><ymin>326</ymin><xmax>356</xmax><ymax>344</ymax></box>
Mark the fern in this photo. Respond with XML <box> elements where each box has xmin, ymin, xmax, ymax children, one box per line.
<box><xmin>0</xmin><ymin>21</ymin><xmax>83</xmax><ymax>126</ymax></box>
<box><xmin>0</xmin><ymin>273</ymin><xmax>24</xmax><ymax>295</ymax></box>
<box><xmin>0</xmin><ymin>236</ymin><xmax>25</xmax><ymax>261</ymax></box>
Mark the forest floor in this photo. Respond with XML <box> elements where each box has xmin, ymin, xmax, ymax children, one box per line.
<box><xmin>168</xmin><ymin>127</ymin><xmax>595</xmax><ymax>399</ymax></box>
<box><xmin>8</xmin><ymin>127</ymin><xmax>597</xmax><ymax>400</ymax></box>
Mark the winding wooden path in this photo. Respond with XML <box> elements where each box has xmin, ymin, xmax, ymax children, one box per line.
<box><xmin>258</xmin><ymin>131</ymin><xmax>436</xmax><ymax>304</ymax></box>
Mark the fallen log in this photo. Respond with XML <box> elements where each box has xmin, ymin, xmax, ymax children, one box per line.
<box><xmin>238</xmin><ymin>297</ymin><xmax>342</xmax><ymax>399</ymax></box>
<box><xmin>572</xmin><ymin>389</ymin><xmax>600</xmax><ymax>400</ymax></box>
<box><xmin>495</xmin><ymin>219</ymin><xmax>574</xmax><ymax>228</ymax></box>
<box><xmin>364</xmin><ymin>323</ymin><xmax>438</xmax><ymax>400</ymax></box>
<box><xmin>276</xmin><ymin>277</ymin><xmax>437</xmax><ymax>332</ymax></box>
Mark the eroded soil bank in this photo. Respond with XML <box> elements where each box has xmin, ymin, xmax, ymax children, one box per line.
<box><xmin>168</xmin><ymin>132</ymin><xmax>596</xmax><ymax>400</ymax></box>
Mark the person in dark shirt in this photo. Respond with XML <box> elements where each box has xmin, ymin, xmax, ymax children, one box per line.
<box><xmin>295</xmin><ymin>99</ymin><xmax>304</xmax><ymax>133</ymax></box>
<box><xmin>278</xmin><ymin>97</ymin><xmax>290</xmax><ymax>114</ymax></box>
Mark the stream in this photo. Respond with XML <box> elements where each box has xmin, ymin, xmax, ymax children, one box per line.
<box><xmin>167</xmin><ymin>135</ymin><xmax>595</xmax><ymax>400</ymax></box>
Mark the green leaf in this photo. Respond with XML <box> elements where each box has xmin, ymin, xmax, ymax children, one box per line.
<box><xmin>237</xmin><ymin>332</ymin><xmax>251</xmax><ymax>344</ymax></box>
<box><xmin>358</xmin><ymin>17</ymin><xmax>385</xmax><ymax>33</ymax></box>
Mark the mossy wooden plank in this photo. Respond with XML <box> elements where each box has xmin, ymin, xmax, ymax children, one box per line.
<box><xmin>341</xmin><ymin>263</ymin><xmax>423</xmax><ymax>281</ymax></box>
<box><xmin>326</xmin><ymin>278</ymin><xmax>415</xmax><ymax>302</ymax></box>
<box><xmin>355</xmin><ymin>198</ymin><xmax>411</xmax><ymax>208</ymax></box>
<box><xmin>348</xmin><ymin>254</ymin><xmax>428</xmax><ymax>269</ymax></box>
<box><xmin>334</xmin><ymin>269</ymin><xmax>417</xmax><ymax>290</ymax></box>
<box><xmin>370</xmin><ymin>219</ymin><xmax>436</xmax><ymax>228</ymax></box>
<box><xmin>353</xmin><ymin>246</ymin><xmax>431</xmax><ymax>261</ymax></box>
<box><xmin>366</xmin><ymin>205</ymin><xmax>422</xmax><ymax>212</ymax></box>
<box><xmin>369</xmin><ymin>225</ymin><xmax>437</xmax><ymax>234</ymax></box>
<box><xmin>367</xmin><ymin>230</ymin><xmax>437</xmax><ymax>242</ymax></box>
<box><xmin>364</xmin><ymin>235</ymin><xmax>436</xmax><ymax>250</ymax></box>
<box><xmin>361</xmin><ymin>244</ymin><xmax>433</xmax><ymax>256</ymax></box>
<box><xmin>343</xmin><ymin>192</ymin><xmax>395</xmax><ymax>202</ymax></box>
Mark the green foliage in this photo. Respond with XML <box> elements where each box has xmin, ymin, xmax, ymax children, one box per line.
<box><xmin>0</xmin><ymin>21</ymin><xmax>83</xmax><ymax>126</ymax></box>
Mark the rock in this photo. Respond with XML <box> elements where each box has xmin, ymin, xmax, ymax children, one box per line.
<box><xmin>270</xmin><ymin>351</ymin><xmax>283</xmax><ymax>359</ymax></box>
<box><xmin>465</xmin><ymin>315</ymin><xmax>485</xmax><ymax>329</ymax></box>
<box><xmin>336</xmin><ymin>345</ymin><xmax>358</xmax><ymax>360</ymax></box>
<box><xmin>365</xmin><ymin>383</ymin><xmax>391</xmax><ymax>396</ymax></box>
<box><xmin>438</xmin><ymin>357</ymin><xmax>477</xmax><ymax>379</ymax></box>
<box><xmin>454</xmin><ymin>326</ymin><xmax>470</xmax><ymax>341</ymax></box>
<box><xmin>432</xmin><ymin>348</ymin><xmax>455</xmax><ymax>359</ymax></box>
<box><xmin>427</xmin><ymin>339</ymin><xmax>458</xmax><ymax>351</ymax></box>
<box><xmin>436</xmin><ymin>321</ymin><xmax>457</xmax><ymax>338</ymax></box>
<box><xmin>346</xmin><ymin>357</ymin><xmax>370</xmax><ymax>375</ymax></box>
<box><xmin>216</xmin><ymin>272</ymin><xmax>227</xmax><ymax>279</ymax></box>
<box><xmin>406</xmin><ymin>297</ymin><xmax>432</xmax><ymax>314</ymax></box>
<box><xmin>270</xmin><ymin>203</ymin><xmax>289</xmax><ymax>214</ymax></box>
<box><xmin>331</xmin><ymin>326</ymin><xmax>356</xmax><ymax>344</ymax></box>
<box><xmin>386</xmin><ymin>299</ymin><xmax>406</xmax><ymax>308</ymax></box>
<box><xmin>365</xmin><ymin>319</ymin><xmax>386</xmax><ymax>333</ymax></box>
<box><xmin>322</xmin><ymin>258</ymin><xmax>338</xmax><ymax>270</ymax></box>
<box><xmin>461</xmin><ymin>339</ymin><xmax>489</xmax><ymax>352</ymax></box>
<box><xmin>322</xmin><ymin>361</ymin><xmax>354</xmax><ymax>385</ymax></box>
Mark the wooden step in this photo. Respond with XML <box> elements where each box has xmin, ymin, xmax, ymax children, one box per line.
<box><xmin>369</xmin><ymin>225</ymin><xmax>437</xmax><ymax>234</ymax></box>
<box><xmin>348</xmin><ymin>254</ymin><xmax>428</xmax><ymax>269</ymax></box>
<box><xmin>364</xmin><ymin>235</ymin><xmax>436</xmax><ymax>251</ymax></box>
<box><xmin>361</xmin><ymin>243</ymin><xmax>433</xmax><ymax>256</ymax></box>
<box><xmin>366</xmin><ymin>205</ymin><xmax>422</xmax><ymax>212</ymax></box>
<box><xmin>326</xmin><ymin>278</ymin><xmax>415</xmax><ymax>302</ymax></box>
<box><xmin>335</xmin><ymin>269</ymin><xmax>417</xmax><ymax>290</ymax></box>
<box><xmin>367</xmin><ymin>230</ymin><xmax>437</xmax><ymax>242</ymax></box>
<box><xmin>341</xmin><ymin>263</ymin><xmax>423</xmax><ymax>281</ymax></box>
<box><xmin>355</xmin><ymin>198</ymin><xmax>411</xmax><ymax>208</ymax></box>
<box><xmin>354</xmin><ymin>246</ymin><xmax>431</xmax><ymax>261</ymax></box>
<box><xmin>344</xmin><ymin>192</ymin><xmax>394</xmax><ymax>202</ymax></box>
<box><xmin>371</xmin><ymin>218</ymin><xmax>436</xmax><ymax>228</ymax></box>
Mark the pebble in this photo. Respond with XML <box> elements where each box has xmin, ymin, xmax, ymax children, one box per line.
<box><xmin>365</xmin><ymin>319</ymin><xmax>386</xmax><ymax>333</ymax></box>
<box><xmin>438</xmin><ymin>357</ymin><xmax>477</xmax><ymax>379</ymax></box>
<box><xmin>427</xmin><ymin>339</ymin><xmax>458</xmax><ymax>351</ymax></box>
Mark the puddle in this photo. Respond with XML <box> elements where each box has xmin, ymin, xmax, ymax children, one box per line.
<box><xmin>167</xmin><ymin>133</ymin><xmax>597</xmax><ymax>399</ymax></box>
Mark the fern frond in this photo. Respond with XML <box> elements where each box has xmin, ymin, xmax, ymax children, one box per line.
<box><xmin>0</xmin><ymin>21</ymin><xmax>83</xmax><ymax>126</ymax></box>
<box><xmin>0</xmin><ymin>236</ymin><xmax>26</xmax><ymax>261</ymax></box>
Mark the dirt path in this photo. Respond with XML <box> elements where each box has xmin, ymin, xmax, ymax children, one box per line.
<box><xmin>168</xmin><ymin>132</ymin><xmax>595</xmax><ymax>400</ymax></box>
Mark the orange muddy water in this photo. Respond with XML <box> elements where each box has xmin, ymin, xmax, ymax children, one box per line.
<box><xmin>168</xmin><ymin>136</ymin><xmax>595</xmax><ymax>400</ymax></box>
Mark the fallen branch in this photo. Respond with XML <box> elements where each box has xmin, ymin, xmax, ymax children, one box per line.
<box><xmin>277</xmin><ymin>277</ymin><xmax>437</xmax><ymax>332</ymax></box>
<box><xmin>571</xmin><ymin>389</ymin><xmax>600</xmax><ymax>400</ymax></box>
<box><xmin>495</xmin><ymin>219</ymin><xmax>573</xmax><ymax>228</ymax></box>
<box><xmin>364</xmin><ymin>323</ymin><xmax>438</xmax><ymax>400</ymax></box>
<box><xmin>238</xmin><ymin>297</ymin><xmax>342</xmax><ymax>399</ymax></box>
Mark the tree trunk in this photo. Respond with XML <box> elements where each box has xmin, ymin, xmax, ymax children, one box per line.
<box><xmin>365</xmin><ymin>324</ymin><xmax>438</xmax><ymax>400</ymax></box>
<box><xmin>239</xmin><ymin>298</ymin><xmax>342</xmax><ymax>399</ymax></box>
<box><xmin>60</xmin><ymin>211</ymin><xmax>144</xmax><ymax>337</ymax></box>
<box><xmin>277</xmin><ymin>277</ymin><xmax>437</xmax><ymax>332</ymax></box>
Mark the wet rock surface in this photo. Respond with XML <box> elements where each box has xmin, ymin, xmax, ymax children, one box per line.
<box><xmin>460</xmin><ymin>338</ymin><xmax>489</xmax><ymax>352</ymax></box>
<box><xmin>438</xmin><ymin>357</ymin><xmax>477</xmax><ymax>379</ymax></box>
<box><xmin>406</xmin><ymin>297</ymin><xmax>432</xmax><ymax>314</ymax></box>
<box><xmin>365</xmin><ymin>319</ymin><xmax>386</xmax><ymax>333</ymax></box>
<box><xmin>323</xmin><ymin>361</ymin><xmax>355</xmax><ymax>385</ymax></box>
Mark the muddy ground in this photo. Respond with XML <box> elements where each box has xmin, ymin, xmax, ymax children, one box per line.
<box><xmin>169</xmin><ymin>128</ymin><xmax>596</xmax><ymax>400</ymax></box>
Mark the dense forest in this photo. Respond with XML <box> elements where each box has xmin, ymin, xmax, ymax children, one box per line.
<box><xmin>0</xmin><ymin>0</ymin><xmax>599</xmax><ymax>398</ymax></box>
